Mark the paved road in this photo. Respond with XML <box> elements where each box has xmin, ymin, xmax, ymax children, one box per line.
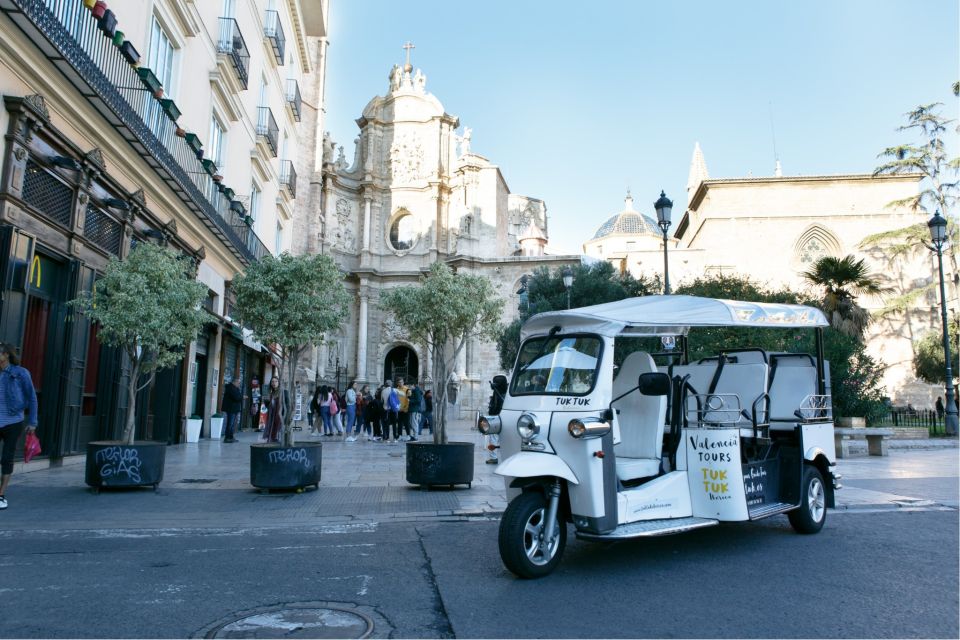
<box><xmin>1</xmin><ymin>509</ymin><xmax>957</xmax><ymax>639</ymax></box>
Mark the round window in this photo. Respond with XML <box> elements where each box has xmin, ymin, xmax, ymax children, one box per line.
<box><xmin>389</xmin><ymin>213</ymin><xmax>417</xmax><ymax>251</ymax></box>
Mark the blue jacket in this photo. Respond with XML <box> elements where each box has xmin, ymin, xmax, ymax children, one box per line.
<box><xmin>1</xmin><ymin>364</ymin><xmax>38</xmax><ymax>426</ymax></box>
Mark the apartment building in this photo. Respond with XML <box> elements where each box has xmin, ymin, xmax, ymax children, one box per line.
<box><xmin>0</xmin><ymin>0</ymin><xmax>328</xmax><ymax>460</ymax></box>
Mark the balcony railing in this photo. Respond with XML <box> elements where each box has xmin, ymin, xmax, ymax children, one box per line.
<box><xmin>217</xmin><ymin>17</ymin><xmax>250</xmax><ymax>90</ymax></box>
<box><xmin>280</xmin><ymin>160</ymin><xmax>297</xmax><ymax>198</ymax></box>
<box><xmin>256</xmin><ymin>107</ymin><xmax>279</xmax><ymax>158</ymax></box>
<box><xmin>7</xmin><ymin>0</ymin><xmax>269</xmax><ymax>263</ymax></box>
<box><xmin>285</xmin><ymin>78</ymin><xmax>302</xmax><ymax>122</ymax></box>
<box><xmin>263</xmin><ymin>10</ymin><xmax>285</xmax><ymax>65</ymax></box>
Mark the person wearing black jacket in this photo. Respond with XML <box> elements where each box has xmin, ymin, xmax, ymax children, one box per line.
<box><xmin>221</xmin><ymin>378</ymin><xmax>243</xmax><ymax>443</ymax></box>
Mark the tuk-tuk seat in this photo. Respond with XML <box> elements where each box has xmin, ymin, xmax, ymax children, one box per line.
<box><xmin>768</xmin><ymin>355</ymin><xmax>818</xmax><ymax>430</ymax></box>
<box><xmin>613</xmin><ymin>351</ymin><xmax>667</xmax><ymax>481</ymax></box>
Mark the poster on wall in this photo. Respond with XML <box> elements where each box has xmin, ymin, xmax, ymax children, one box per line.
<box><xmin>293</xmin><ymin>385</ymin><xmax>303</xmax><ymax>422</ymax></box>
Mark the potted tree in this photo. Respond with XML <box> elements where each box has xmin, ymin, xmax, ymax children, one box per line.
<box><xmin>231</xmin><ymin>253</ymin><xmax>350</xmax><ymax>491</ymax></box>
<box><xmin>380</xmin><ymin>262</ymin><xmax>503</xmax><ymax>489</ymax></box>
<box><xmin>71</xmin><ymin>242</ymin><xmax>206</xmax><ymax>491</ymax></box>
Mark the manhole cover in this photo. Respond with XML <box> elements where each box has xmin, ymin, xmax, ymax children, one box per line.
<box><xmin>208</xmin><ymin>607</ymin><xmax>373</xmax><ymax>639</ymax></box>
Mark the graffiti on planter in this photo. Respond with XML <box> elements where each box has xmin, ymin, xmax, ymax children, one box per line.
<box><xmin>267</xmin><ymin>448</ymin><xmax>311</xmax><ymax>467</ymax></box>
<box><xmin>95</xmin><ymin>446</ymin><xmax>142</xmax><ymax>484</ymax></box>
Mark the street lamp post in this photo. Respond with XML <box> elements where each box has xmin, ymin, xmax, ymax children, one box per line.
<box><xmin>654</xmin><ymin>190</ymin><xmax>673</xmax><ymax>295</ymax></box>
<box><xmin>562</xmin><ymin>266</ymin><xmax>574</xmax><ymax>310</ymax></box>
<box><xmin>928</xmin><ymin>211</ymin><xmax>958</xmax><ymax>436</ymax></box>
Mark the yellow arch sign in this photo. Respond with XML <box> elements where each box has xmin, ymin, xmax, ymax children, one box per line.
<box><xmin>29</xmin><ymin>255</ymin><xmax>41</xmax><ymax>288</ymax></box>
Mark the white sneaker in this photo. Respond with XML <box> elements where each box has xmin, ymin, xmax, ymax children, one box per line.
<box><xmin>346</xmin><ymin>436</ymin><xmax>357</xmax><ymax>442</ymax></box>
<box><xmin>0</xmin><ymin>496</ymin><xmax>7</xmax><ymax>510</ymax></box>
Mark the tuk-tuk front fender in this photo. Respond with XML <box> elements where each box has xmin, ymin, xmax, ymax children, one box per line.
<box><xmin>496</xmin><ymin>451</ymin><xmax>579</xmax><ymax>485</ymax></box>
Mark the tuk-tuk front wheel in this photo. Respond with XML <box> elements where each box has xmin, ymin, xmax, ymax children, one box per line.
<box><xmin>499</xmin><ymin>491</ymin><xmax>567</xmax><ymax>578</ymax></box>
<box><xmin>789</xmin><ymin>465</ymin><xmax>826</xmax><ymax>534</ymax></box>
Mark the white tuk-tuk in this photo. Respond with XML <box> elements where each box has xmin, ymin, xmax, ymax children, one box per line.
<box><xmin>478</xmin><ymin>295</ymin><xmax>840</xmax><ymax>578</ymax></box>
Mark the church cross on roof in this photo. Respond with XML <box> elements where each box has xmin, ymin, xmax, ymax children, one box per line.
<box><xmin>402</xmin><ymin>41</ymin><xmax>415</xmax><ymax>72</ymax></box>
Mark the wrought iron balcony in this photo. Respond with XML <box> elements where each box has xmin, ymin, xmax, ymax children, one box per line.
<box><xmin>256</xmin><ymin>107</ymin><xmax>279</xmax><ymax>158</ymax></box>
<box><xmin>2</xmin><ymin>0</ymin><xmax>269</xmax><ymax>264</ymax></box>
<box><xmin>263</xmin><ymin>10</ymin><xmax>285</xmax><ymax>65</ymax></box>
<box><xmin>280</xmin><ymin>160</ymin><xmax>297</xmax><ymax>198</ymax></box>
<box><xmin>285</xmin><ymin>78</ymin><xmax>302</xmax><ymax>122</ymax></box>
<box><xmin>217</xmin><ymin>17</ymin><xmax>250</xmax><ymax>90</ymax></box>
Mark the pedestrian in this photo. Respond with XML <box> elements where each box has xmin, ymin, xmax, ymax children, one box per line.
<box><xmin>0</xmin><ymin>343</ymin><xmax>38</xmax><ymax>510</ymax></box>
<box><xmin>331</xmin><ymin>387</ymin><xmax>344</xmax><ymax>436</ymax></box>
<box><xmin>221</xmin><ymin>377</ymin><xmax>243</xmax><ymax>443</ymax></box>
<box><xmin>422</xmin><ymin>389</ymin><xmax>434</xmax><ymax>435</ymax></box>
<box><xmin>381</xmin><ymin>379</ymin><xmax>400</xmax><ymax>443</ymax></box>
<box><xmin>359</xmin><ymin>384</ymin><xmax>376</xmax><ymax>441</ymax></box>
<box><xmin>396</xmin><ymin>377</ymin><xmax>413</xmax><ymax>441</ymax></box>
<box><xmin>317</xmin><ymin>385</ymin><xmax>334</xmax><ymax>436</ymax></box>
<box><xmin>264</xmin><ymin>376</ymin><xmax>289</xmax><ymax>443</ymax></box>
<box><xmin>248</xmin><ymin>375</ymin><xmax>261</xmax><ymax>431</ymax></box>
<box><xmin>936</xmin><ymin>396</ymin><xmax>945</xmax><ymax>420</ymax></box>
<box><xmin>372</xmin><ymin>385</ymin><xmax>385</xmax><ymax>441</ymax></box>
<box><xmin>309</xmin><ymin>385</ymin><xmax>323</xmax><ymax>436</ymax></box>
<box><xmin>409</xmin><ymin>381</ymin><xmax>424</xmax><ymax>438</ymax></box>
<box><xmin>344</xmin><ymin>381</ymin><xmax>360</xmax><ymax>442</ymax></box>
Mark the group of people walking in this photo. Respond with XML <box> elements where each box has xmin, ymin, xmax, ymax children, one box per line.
<box><xmin>309</xmin><ymin>378</ymin><xmax>433</xmax><ymax>443</ymax></box>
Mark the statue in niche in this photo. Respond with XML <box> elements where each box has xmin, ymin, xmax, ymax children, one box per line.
<box><xmin>389</xmin><ymin>64</ymin><xmax>401</xmax><ymax>91</ymax></box>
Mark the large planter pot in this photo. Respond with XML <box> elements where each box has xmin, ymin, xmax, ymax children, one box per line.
<box><xmin>210</xmin><ymin>416</ymin><xmax>224</xmax><ymax>439</ymax></box>
<box><xmin>186</xmin><ymin>418</ymin><xmax>202</xmax><ymax>443</ymax></box>
<box><xmin>406</xmin><ymin>441</ymin><xmax>474</xmax><ymax>489</ymax></box>
<box><xmin>250</xmin><ymin>442</ymin><xmax>322</xmax><ymax>491</ymax></box>
<box><xmin>85</xmin><ymin>441</ymin><xmax>166</xmax><ymax>492</ymax></box>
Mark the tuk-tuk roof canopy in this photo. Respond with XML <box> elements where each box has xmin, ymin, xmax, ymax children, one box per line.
<box><xmin>520</xmin><ymin>295</ymin><xmax>829</xmax><ymax>339</ymax></box>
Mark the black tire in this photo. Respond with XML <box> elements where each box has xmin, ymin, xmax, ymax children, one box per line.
<box><xmin>789</xmin><ymin>465</ymin><xmax>827</xmax><ymax>534</ymax></box>
<box><xmin>498</xmin><ymin>491</ymin><xmax>567</xmax><ymax>578</ymax></box>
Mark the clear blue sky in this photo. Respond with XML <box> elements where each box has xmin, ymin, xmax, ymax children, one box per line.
<box><xmin>323</xmin><ymin>1</ymin><xmax>959</xmax><ymax>254</ymax></box>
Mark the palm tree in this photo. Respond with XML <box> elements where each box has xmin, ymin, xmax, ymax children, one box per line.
<box><xmin>803</xmin><ymin>255</ymin><xmax>887</xmax><ymax>339</ymax></box>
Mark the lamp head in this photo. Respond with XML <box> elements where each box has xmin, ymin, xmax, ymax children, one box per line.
<box><xmin>654</xmin><ymin>190</ymin><xmax>673</xmax><ymax>227</ymax></box>
<box><xmin>929</xmin><ymin>210</ymin><xmax>948</xmax><ymax>247</ymax></box>
<box><xmin>562</xmin><ymin>266</ymin><xmax>574</xmax><ymax>289</ymax></box>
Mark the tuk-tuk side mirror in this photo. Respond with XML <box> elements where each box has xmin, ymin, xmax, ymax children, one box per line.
<box><xmin>638</xmin><ymin>372</ymin><xmax>671</xmax><ymax>397</ymax></box>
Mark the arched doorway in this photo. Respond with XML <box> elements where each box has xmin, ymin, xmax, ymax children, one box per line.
<box><xmin>384</xmin><ymin>346</ymin><xmax>419</xmax><ymax>384</ymax></box>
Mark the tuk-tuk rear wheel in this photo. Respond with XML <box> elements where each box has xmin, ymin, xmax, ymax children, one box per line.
<box><xmin>499</xmin><ymin>491</ymin><xmax>567</xmax><ymax>579</ymax></box>
<box><xmin>789</xmin><ymin>465</ymin><xmax>827</xmax><ymax>534</ymax></box>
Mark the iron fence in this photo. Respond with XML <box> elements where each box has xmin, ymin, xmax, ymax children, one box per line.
<box><xmin>877</xmin><ymin>408</ymin><xmax>947</xmax><ymax>436</ymax></box>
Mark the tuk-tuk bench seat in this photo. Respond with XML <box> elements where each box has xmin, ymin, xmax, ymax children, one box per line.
<box><xmin>834</xmin><ymin>427</ymin><xmax>893</xmax><ymax>458</ymax></box>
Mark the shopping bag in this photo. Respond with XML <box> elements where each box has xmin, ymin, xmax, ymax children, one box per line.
<box><xmin>24</xmin><ymin>431</ymin><xmax>41</xmax><ymax>463</ymax></box>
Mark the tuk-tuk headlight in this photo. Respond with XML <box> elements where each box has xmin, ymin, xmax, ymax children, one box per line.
<box><xmin>517</xmin><ymin>413</ymin><xmax>540</xmax><ymax>442</ymax></box>
<box><xmin>477</xmin><ymin>414</ymin><xmax>501</xmax><ymax>435</ymax></box>
<box><xmin>568</xmin><ymin>417</ymin><xmax>611</xmax><ymax>439</ymax></box>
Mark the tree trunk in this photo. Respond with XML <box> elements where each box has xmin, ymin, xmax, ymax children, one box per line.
<box><xmin>282</xmin><ymin>345</ymin><xmax>301</xmax><ymax>448</ymax></box>
<box><xmin>430</xmin><ymin>336</ymin><xmax>467</xmax><ymax>445</ymax></box>
<box><xmin>122</xmin><ymin>358</ymin><xmax>140</xmax><ymax>445</ymax></box>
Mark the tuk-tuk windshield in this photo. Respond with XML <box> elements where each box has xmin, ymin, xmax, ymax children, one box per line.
<box><xmin>511</xmin><ymin>335</ymin><xmax>602</xmax><ymax>396</ymax></box>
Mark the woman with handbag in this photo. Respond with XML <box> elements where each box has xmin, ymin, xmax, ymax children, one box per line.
<box><xmin>0</xmin><ymin>343</ymin><xmax>39</xmax><ymax>510</ymax></box>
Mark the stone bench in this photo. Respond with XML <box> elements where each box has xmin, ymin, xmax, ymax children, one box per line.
<box><xmin>834</xmin><ymin>427</ymin><xmax>894</xmax><ymax>458</ymax></box>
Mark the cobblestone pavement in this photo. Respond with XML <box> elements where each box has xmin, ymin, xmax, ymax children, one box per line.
<box><xmin>3</xmin><ymin>421</ymin><xmax>956</xmax><ymax>531</ymax></box>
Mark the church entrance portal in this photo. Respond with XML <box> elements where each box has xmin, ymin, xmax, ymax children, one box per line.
<box><xmin>384</xmin><ymin>346</ymin><xmax>418</xmax><ymax>384</ymax></box>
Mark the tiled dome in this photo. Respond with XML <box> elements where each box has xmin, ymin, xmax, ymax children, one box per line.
<box><xmin>591</xmin><ymin>194</ymin><xmax>661</xmax><ymax>239</ymax></box>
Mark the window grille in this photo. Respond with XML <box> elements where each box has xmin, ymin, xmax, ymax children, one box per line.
<box><xmin>83</xmin><ymin>205</ymin><xmax>122</xmax><ymax>256</ymax></box>
<box><xmin>22</xmin><ymin>161</ymin><xmax>73</xmax><ymax>227</ymax></box>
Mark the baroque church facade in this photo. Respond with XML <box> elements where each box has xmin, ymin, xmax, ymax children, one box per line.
<box><xmin>584</xmin><ymin>144</ymin><xmax>946</xmax><ymax>406</ymax></box>
<box><xmin>291</xmin><ymin>59</ymin><xmax>576</xmax><ymax>412</ymax></box>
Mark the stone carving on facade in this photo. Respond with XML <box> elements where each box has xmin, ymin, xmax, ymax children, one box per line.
<box><xmin>322</xmin><ymin>132</ymin><xmax>336</xmax><ymax>165</ymax></box>
<box><xmin>389</xmin><ymin>134</ymin><xmax>425</xmax><ymax>185</ymax></box>
<box><xmin>334</xmin><ymin>197</ymin><xmax>357</xmax><ymax>252</ymax></box>
<box><xmin>413</xmin><ymin>69</ymin><xmax>426</xmax><ymax>94</ymax></box>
